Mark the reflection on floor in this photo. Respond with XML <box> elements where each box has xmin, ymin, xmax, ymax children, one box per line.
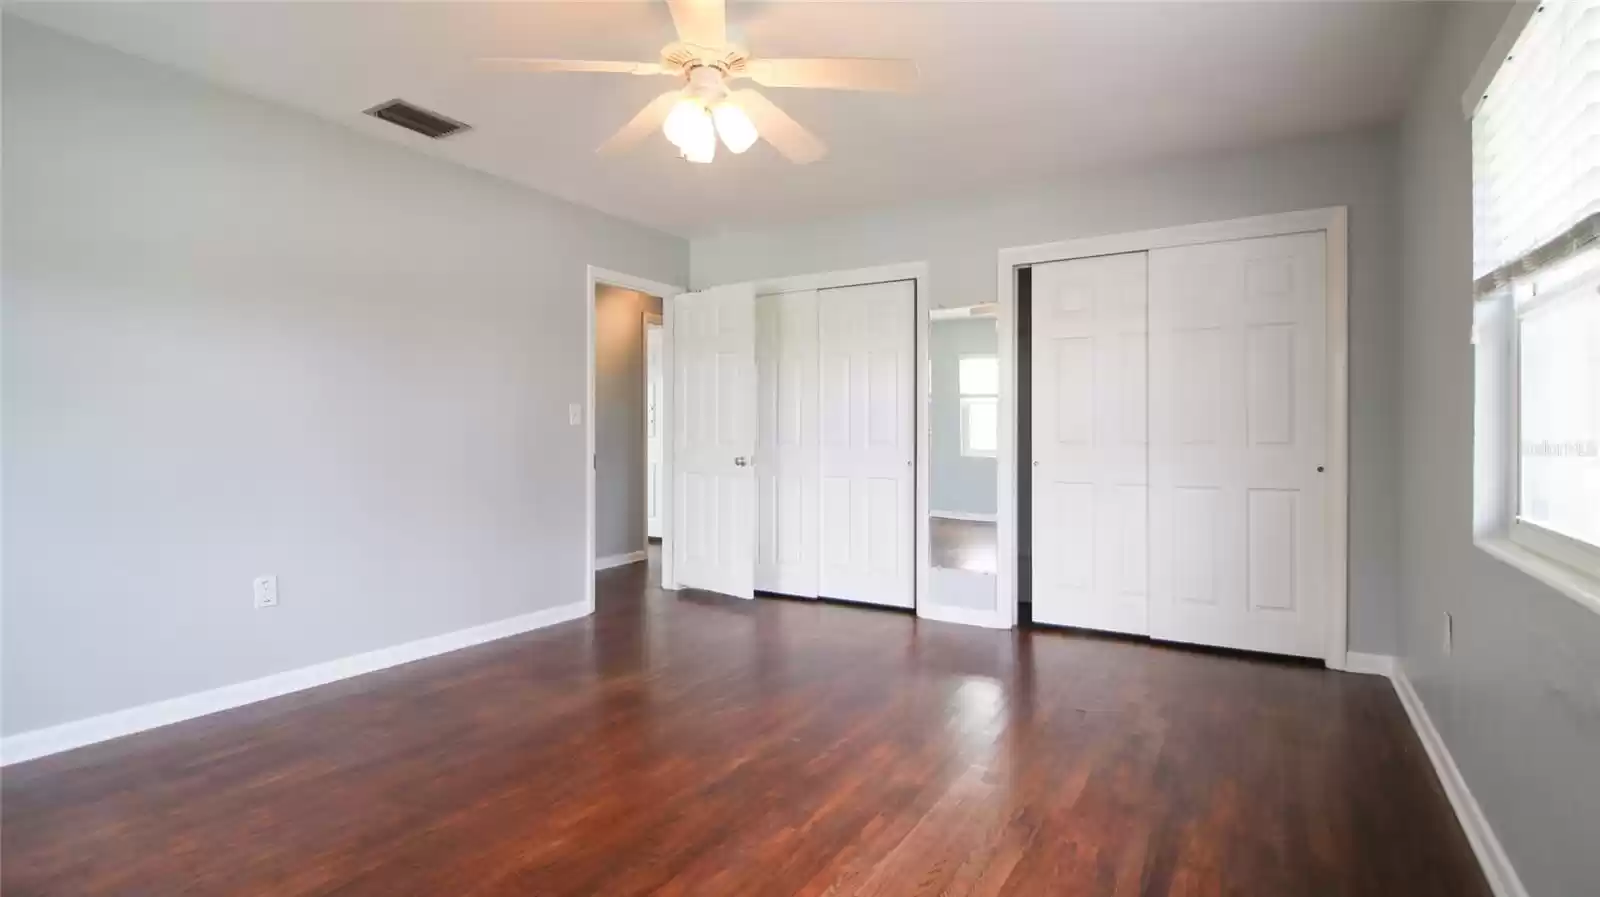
<box><xmin>2</xmin><ymin>549</ymin><xmax>1492</xmax><ymax>896</ymax></box>
<box><xmin>931</xmin><ymin>516</ymin><xmax>997</xmax><ymax>573</ymax></box>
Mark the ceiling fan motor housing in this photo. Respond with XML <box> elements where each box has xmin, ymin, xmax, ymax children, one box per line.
<box><xmin>662</xmin><ymin>41</ymin><xmax>749</xmax><ymax>79</ymax></box>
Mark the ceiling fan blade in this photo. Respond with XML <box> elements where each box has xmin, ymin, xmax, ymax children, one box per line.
<box><xmin>745</xmin><ymin>57</ymin><xmax>918</xmax><ymax>92</ymax></box>
<box><xmin>666</xmin><ymin>0</ymin><xmax>726</xmax><ymax>48</ymax></box>
<box><xmin>728</xmin><ymin>89</ymin><xmax>826</xmax><ymax>164</ymax></box>
<box><xmin>598</xmin><ymin>91</ymin><xmax>683</xmax><ymax>155</ymax></box>
<box><xmin>478</xmin><ymin>58</ymin><xmax>669</xmax><ymax>76</ymax></box>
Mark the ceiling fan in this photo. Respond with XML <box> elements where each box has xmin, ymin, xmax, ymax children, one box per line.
<box><xmin>479</xmin><ymin>0</ymin><xmax>917</xmax><ymax>165</ymax></box>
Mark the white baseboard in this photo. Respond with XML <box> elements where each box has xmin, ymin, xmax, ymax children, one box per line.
<box><xmin>595</xmin><ymin>550</ymin><xmax>647</xmax><ymax>571</ymax></box>
<box><xmin>1343</xmin><ymin>651</ymin><xmax>1396</xmax><ymax>676</ymax></box>
<box><xmin>928</xmin><ymin>510</ymin><xmax>998</xmax><ymax>523</ymax></box>
<box><xmin>0</xmin><ymin>599</ymin><xmax>590</xmax><ymax>766</ymax></box>
<box><xmin>1390</xmin><ymin>665</ymin><xmax>1529</xmax><ymax>897</ymax></box>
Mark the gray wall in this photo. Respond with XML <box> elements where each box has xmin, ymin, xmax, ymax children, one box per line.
<box><xmin>1398</xmin><ymin>5</ymin><xmax>1600</xmax><ymax>895</ymax></box>
<box><xmin>0</xmin><ymin>20</ymin><xmax>687</xmax><ymax>736</ymax></box>
<box><xmin>929</xmin><ymin>318</ymin><xmax>998</xmax><ymax>517</ymax></box>
<box><xmin>594</xmin><ymin>284</ymin><xmax>661</xmax><ymax>559</ymax></box>
<box><xmin>693</xmin><ymin>127</ymin><xmax>1404</xmax><ymax>653</ymax></box>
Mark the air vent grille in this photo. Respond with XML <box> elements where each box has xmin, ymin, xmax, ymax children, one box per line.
<box><xmin>363</xmin><ymin>100</ymin><xmax>470</xmax><ymax>139</ymax></box>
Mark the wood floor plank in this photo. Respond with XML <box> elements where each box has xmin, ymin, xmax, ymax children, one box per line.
<box><xmin>1</xmin><ymin>551</ymin><xmax>1492</xmax><ymax>897</ymax></box>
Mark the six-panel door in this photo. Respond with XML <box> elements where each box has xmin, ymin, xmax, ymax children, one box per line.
<box><xmin>1031</xmin><ymin>252</ymin><xmax>1151</xmax><ymax>635</ymax></box>
<box><xmin>817</xmin><ymin>281</ymin><xmax>916</xmax><ymax>608</ymax></box>
<box><xmin>1147</xmin><ymin>232</ymin><xmax>1328</xmax><ymax>658</ymax></box>
<box><xmin>672</xmin><ymin>284</ymin><xmax>758</xmax><ymax>599</ymax></box>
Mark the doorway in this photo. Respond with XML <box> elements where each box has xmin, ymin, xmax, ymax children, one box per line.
<box><xmin>585</xmin><ymin>267</ymin><xmax>684</xmax><ymax>614</ymax></box>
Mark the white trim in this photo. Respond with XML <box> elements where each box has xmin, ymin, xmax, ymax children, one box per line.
<box><xmin>1390</xmin><ymin>665</ymin><xmax>1531</xmax><ymax>897</ymax></box>
<box><xmin>916</xmin><ymin>276</ymin><xmax>934</xmax><ymax>618</ymax></box>
<box><xmin>742</xmin><ymin>261</ymin><xmax>928</xmax><ymax>297</ymax></box>
<box><xmin>996</xmin><ymin>206</ymin><xmax>1351</xmax><ymax>669</ymax></box>
<box><xmin>997</xmin><ymin>207</ymin><xmax>1345</xmax><ymax>271</ymax></box>
<box><xmin>1343</xmin><ymin>651</ymin><xmax>1395</xmax><ymax>677</ymax></box>
<box><xmin>595</xmin><ymin>550</ymin><xmax>648</xmax><ymax>571</ymax></box>
<box><xmin>1477</xmin><ymin>537</ymin><xmax>1600</xmax><ymax>616</ymax></box>
<box><xmin>995</xmin><ymin>258</ymin><xmax>1018</xmax><ymax>629</ymax></box>
<box><xmin>0</xmin><ymin>600</ymin><xmax>590</xmax><ymax>766</ymax></box>
<box><xmin>587</xmin><ymin>266</ymin><xmax>684</xmax><ymax>607</ymax></box>
<box><xmin>929</xmin><ymin>510</ymin><xmax>997</xmax><ymax>523</ymax></box>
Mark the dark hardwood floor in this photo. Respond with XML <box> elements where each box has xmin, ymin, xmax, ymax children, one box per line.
<box><xmin>3</xmin><ymin>550</ymin><xmax>1489</xmax><ymax>896</ymax></box>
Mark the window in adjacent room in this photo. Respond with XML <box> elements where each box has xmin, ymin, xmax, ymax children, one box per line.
<box><xmin>1471</xmin><ymin>0</ymin><xmax>1600</xmax><ymax>608</ymax></box>
<box><xmin>959</xmin><ymin>355</ymin><xmax>999</xmax><ymax>458</ymax></box>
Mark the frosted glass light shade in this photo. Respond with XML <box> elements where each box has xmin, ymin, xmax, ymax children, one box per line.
<box><xmin>712</xmin><ymin>102</ymin><xmax>758</xmax><ymax>154</ymax></box>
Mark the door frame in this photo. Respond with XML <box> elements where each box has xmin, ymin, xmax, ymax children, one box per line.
<box><xmin>996</xmin><ymin>207</ymin><xmax>1350</xmax><ymax>669</ymax></box>
<box><xmin>586</xmin><ymin>266</ymin><xmax>684</xmax><ymax>614</ymax></box>
<box><xmin>690</xmin><ymin>262</ymin><xmax>930</xmax><ymax>606</ymax></box>
<box><xmin>644</xmin><ymin>312</ymin><xmax>664</xmax><ymax>543</ymax></box>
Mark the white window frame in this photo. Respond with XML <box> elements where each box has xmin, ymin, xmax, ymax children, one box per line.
<box><xmin>957</xmin><ymin>354</ymin><xmax>999</xmax><ymax>459</ymax></box>
<box><xmin>1475</xmin><ymin>287</ymin><xmax>1600</xmax><ymax>615</ymax></box>
<box><xmin>1466</xmin><ymin>1</ymin><xmax>1600</xmax><ymax>616</ymax></box>
<box><xmin>1499</xmin><ymin>269</ymin><xmax>1600</xmax><ymax>589</ymax></box>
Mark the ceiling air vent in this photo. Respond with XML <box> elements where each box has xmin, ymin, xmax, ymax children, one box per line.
<box><xmin>363</xmin><ymin>99</ymin><xmax>470</xmax><ymax>139</ymax></box>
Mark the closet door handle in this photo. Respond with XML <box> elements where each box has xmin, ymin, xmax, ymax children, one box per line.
<box><xmin>734</xmin><ymin>456</ymin><xmax>749</xmax><ymax>467</ymax></box>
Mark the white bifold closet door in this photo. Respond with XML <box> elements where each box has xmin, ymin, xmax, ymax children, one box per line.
<box><xmin>1030</xmin><ymin>231</ymin><xmax>1328</xmax><ymax>659</ymax></box>
<box><xmin>672</xmin><ymin>283</ymin><xmax>758</xmax><ymax>599</ymax></box>
<box><xmin>755</xmin><ymin>290</ymin><xmax>820</xmax><ymax>598</ymax></box>
<box><xmin>817</xmin><ymin>281</ymin><xmax>916</xmax><ymax>608</ymax></box>
<box><xmin>1031</xmin><ymin>252</ymin><xmax>1150</xmax><ymax>634</ymax></box>
<box><xmin>1148</xmin><ymin>232</ymin><xmax>1328</xmax><ymax>658</ymax></box>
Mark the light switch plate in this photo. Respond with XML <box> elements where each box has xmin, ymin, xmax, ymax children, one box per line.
<box><xmin>568</xmin><ymin>403</ymin><xmax>582</xmax><ymax>426</ymax></box>
<box><xmin>253</xmin><ymin>575</ymin><xmax>279</xmax><ymax>609</ymax></box>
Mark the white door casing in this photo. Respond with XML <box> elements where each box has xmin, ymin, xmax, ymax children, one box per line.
<box><xmin>646</xmin><ymin>322</ymin><xmax>664</xmax><ymax>540</ymax></box>
<box><xmin>672</xmin><ymin>284</ymin><xmax>758</xmax><ymax>599</ymax></box>
<box><xmin>756</xmin><ymin>290</ymin><xmax>821</xmax><ymax>597</ymax></box>
<box><xmin>817</xmin><ymin>280</ymin><xmax>917</xmax><ymax>608</ymax></box>
<box><xmin>1031</xmin><ymin>252</ymin><xmax>1150</xmax><ymax>635</ymax></box>
<box><xmin>1148</xmin><ymin>232</ymin><xmax>1328</xmax><ymax>657</ymax></box>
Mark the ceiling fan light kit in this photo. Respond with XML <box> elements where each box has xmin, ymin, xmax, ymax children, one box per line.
<box><xmin>662</xmin><ymin>66</ymin><xmax>758</xmax><ymax>163</ymax></box>
<box><xmin>479</xmin><ymin>0</ymin><xmax>916</xmax><ymax>165</ymax></box>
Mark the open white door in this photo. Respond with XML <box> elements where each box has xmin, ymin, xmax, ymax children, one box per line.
<box><xmin>671</xmin><ymin>283</ymin><xmax>758</xmax><ymax>599</ymax></box>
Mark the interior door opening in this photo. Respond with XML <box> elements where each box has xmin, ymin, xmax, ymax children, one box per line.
<box><xmin>594</xmin><ymin>283</ymin><xmax>664</xmax><ymax>577</ymax></box>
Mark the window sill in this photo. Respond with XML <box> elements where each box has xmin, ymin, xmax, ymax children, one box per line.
<box><xmin>1475</xmin><ymin>537</ymin><xmax>1600</xmax><ymax>617</ymax></box>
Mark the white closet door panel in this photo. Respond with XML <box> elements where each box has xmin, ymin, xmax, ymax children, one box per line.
<box><xmin>1148</xmin><ymin>232</ymin><xmax>1327</xmax><ymax>657</ymax></box>
<box><xmin>817</xmin><ymin>280</ymin><xmax>915</xmax><ymax>608</ymax></box>
<box><xmin>672</xmin><ymin>284</ymin><xmax>758</xmax><ymax>599</ymax></box>
<box><xmin>1031</xmin><ymin>252</ymin><xmax>1149</xmax><ymax>635</ymax></box>
<box><xmin>756</xmin><ymin>290</ymin><xmax>820</xmax><ymax>597</ymax></box>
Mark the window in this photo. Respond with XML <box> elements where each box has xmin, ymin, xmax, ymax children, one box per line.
<box><xmin>1472</xmin><ymin>0</ymin><xmax>1600</xmax><ymax>605</ymax></box>
<box><xmin>959</xmin><ymin>355</ymin><xmax>998</xmax><ymax>458</ymax></box>
<box><xmin>1510</xmin><ymin>256</ymin><xmax>1600</xmax><ymax>572</ymax></box>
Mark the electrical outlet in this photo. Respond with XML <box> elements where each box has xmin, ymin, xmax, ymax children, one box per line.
<box><xmin>1443</xmin><ymin>612</ymin><xmax>1453</xmax><ymax>654</ymax></box>
<box><xmin>253</xmin><ymin>575</ymin><xmax>279</xmax><ymax>609</ymax></box>
<box><xmin>568</xmin><ymin>403</ymin><xmax>582</xmax><ymax>426</ymax></box>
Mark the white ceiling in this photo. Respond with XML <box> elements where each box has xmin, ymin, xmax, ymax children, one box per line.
<box><xmin>12</xmin><ymin>1</ymin><xmax>1442</xmax><ymax>237</ymax></box>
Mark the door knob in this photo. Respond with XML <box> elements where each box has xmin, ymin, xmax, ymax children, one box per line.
<box><xmin>734</xmin><ymin>456</ymin><xmax>749</xmax><ymax>467</ymax></box>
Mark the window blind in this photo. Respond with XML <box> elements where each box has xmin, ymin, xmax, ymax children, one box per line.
<box><xmin>1472</xmin><ymin>0</ymin><xmax>1600</xmax><ymax>296</ymax></box>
